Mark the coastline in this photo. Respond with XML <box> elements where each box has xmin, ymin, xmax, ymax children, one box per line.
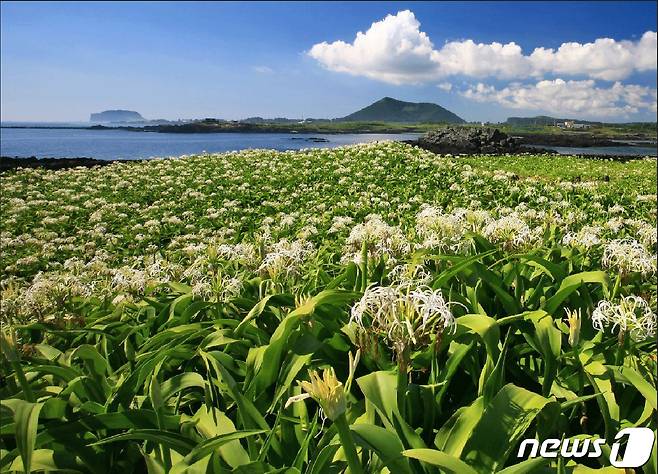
<box><xmin>3</xmin><ymin>124</ymin><xmax>655</xmax><ymax>148</ymax></box>
<box><xmin>3</xmin><ymin>146</ymin><xmax>654</xmax><ymax>172</ymax></box>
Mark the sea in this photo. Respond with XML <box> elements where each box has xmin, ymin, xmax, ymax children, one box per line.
<box><xmin>1</xmin><ymin>127</ymin><xmax>656</xmax><ymax>160</ymax></box>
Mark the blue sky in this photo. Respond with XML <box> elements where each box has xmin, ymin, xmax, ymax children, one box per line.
<box><xmin>1</xmin><ymin>1</ymin><xmax>656</xmax><ymax>122</ymax></box>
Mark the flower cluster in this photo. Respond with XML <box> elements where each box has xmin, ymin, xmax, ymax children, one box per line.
<box><xmin>591</xmin><ymin>295</ymin><xmax>656</xmax><ymax>341</ymax></box>
<box><xmin>343</xmin><ymin>214</ymin><xmax>409</xmax><ymax>264</ymax></box>
<box><xmin>350</xmin><ymin>284</ymin><xmax>458</xmax><ymax>364</ymax></box>
<box><xmin>602</xmin><ymin>239</ymin><xmax>656</xmax><ymax>276</ymax></box>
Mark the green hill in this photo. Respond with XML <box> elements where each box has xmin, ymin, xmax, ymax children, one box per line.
<box><xmin>340</xmin><ymin>97</ymin><xmax>464</xmax><ymax>123</ymax></box>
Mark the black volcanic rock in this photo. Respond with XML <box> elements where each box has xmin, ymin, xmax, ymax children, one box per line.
<box><xmin>417</xmin><ymin>127</ymin><xmax>523</xmax><ymax>154</ymax></box>
<box><xmin>0</xmin><ymin>156</ymin><xmax>132</xmax><ymax>172</ymax></box>
<box><xmin>90</xmin><ymin>110</ymin><xmax>145</xmax><ymax>123</ymax></box>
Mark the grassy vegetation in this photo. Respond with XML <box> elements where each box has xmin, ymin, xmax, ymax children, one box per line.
<box><xmin>493</xmin><ymin>122</ymin><xmax>658</xmax><ymax>138</ymax></box>
<box><xmin>1</xmin><ymin>143</ymin><xmax>656</xmax><ymax>472</ymax></box>
<box><xmin>141</xmin><ymin>120</ymin><xmax>442</xmax><ymax>134</ymax></box>
<box><xmin>143</xmin><ymin>120</ymin><xmax>657</xmax><ymax>139</ymax></box>
<box><xmin>458</xmin><ymin>154</ymin><xmax>658</xmax><ymax>188</ymax></box>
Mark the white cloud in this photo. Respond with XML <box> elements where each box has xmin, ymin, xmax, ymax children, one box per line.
<box><xmin>461</xmin><ymin>79</ymin><xmax>658</xmax><ymax>117</ymax></box>
<box><xmin>308</xmin><ymin>10</ymin><xmax>657</xmax><ymax>84</ymax></box>
<box><xmin>308</xmin><ymin>10</ymin><xmax>440</xmax><ymax>85</ymax></box>
<box><xmin>437</xmin><ymin>82</ymin><xmax>453</xmax><ymax>91</ymax></box>
<box><xmin>433</xmin><ymin>39</ymin><xmax>533</xmax><ymax>79</ymax></box>
<box><xmin>529</xmin><ymin>31</ymin><xmax>657</xmax><ymax>81</ymax></box>
<box><xmin>253</xmin><ymin>66</ymin><xmax>274</xmax><ymax>74</ymax></box>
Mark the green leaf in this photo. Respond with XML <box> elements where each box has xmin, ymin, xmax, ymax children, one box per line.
<box><xmin>351</xmin><ymin>423</ymin><xmax>411</xmax><ymax>474</ymax></box>
<box><xmin>247</xmin><ymin>290</ymin><xmax>357</xmax><ymax>396</ymax></box>
<box><xmin>187</xmin><ymin>406</ymin><xmax>250</xmax><ymax>468</ymax></box>
<box><xmin>6</xmin><ymin>448</ymin><xmax>84</xmax><ymax>473</ymax></box>
<box><xmin>234</xmin><ymin>294</ymin><xmax>290</xmax><ymax>336</ymax></box>
<box><xmin>71</xmin><ymin>344</ymin><xmax>111</xmax><ymax>377</ymax></box>
<box><xmin>431</xmin><ymin>250</ymin><xmax>497</xmax><ymax>288</ymax></box>
<box><xmin>544</xmin><ymin>271</ymin><xmax>609</xmax><ymax>315</ymax></box>
<box><xmin>470</xmin><ymin>263</ymin><xmax>521</xmax><ymax>315</ymax></box>
<box><xmin>159</xmin><ymin>372</ymin><xmax>206</xmax><ymax>402</ymax></box>
<box><xmin>436</xmin><ymin>342</ymin><xmax>473</xmax><ymax>408</ymax></box>
<box><xmin>434</xmin><ymin>397</ymin><xmax>485</xmax><ymax>457</ymax></box>
<box><xmin>606</xmin><ymin>365</ymin><xmax>657</xmax><ymax>410</ymax></box>
<box><xmin>1</xmin><ymin>399</ymin><xmax>43</xmax><ymax>474</ymax></box>
<box><xmin>173</xmin><ymin>430</ymin><xmax>265</xmax><ymax>468</ymax></box>
<box><xmin>521</xmin><ymin>311</ymin><xmax>561</xmax><ymax>396</ymax></box>
<box><xmin>461</xmin><ymin>384</ymin><xmax>555</xmax><ymax>472</ymax></box>
<box><xmin>520</xmin><ymin>255</ymin><xmax>567</xmax><ymax>283</ymax></box>
<box><xmin>356</xmin><ymin>371</ymin><xmax>399</xmax><ymax>426</ymax></box>
<box><xmin>90</xmin><ymin>429</ymin><xmax>196</xmax><ymax>454</ymax></box>
<box><xmin>582</xmin><ymin>358</ymin><xmax>620</xmax><ymax>439</ymax></box>
<box><xmin>402</xmin><ymin>449</ymin><xmax>478</xmax><ymax>474</ymax></box>
<box><xmin>496</xmin><ymin>457</ymin><xmax>551</xmax><ymax>473</ymax></box>
<box><xmin>455</xmin><ymin>314</ymin><xmax>500</xmax><ymax>360</ymax></box>
<box><xmin>307</xmin><ymin>444</ymin><xmax>341</xmax><ymax>474</ymax></box>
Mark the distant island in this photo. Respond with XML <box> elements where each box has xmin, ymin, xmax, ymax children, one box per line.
<box><xmin>86</xmin><ymin>98</ymin><xmax>465</xmax><ymax>126</ymax></box>
<box><xmin>90</xmin><ymin>110</ymin><xmax>145</xmax><ymax>123</ymax></box>
<box><xmin>339</xmin><ymin>97</ymin><xmax>465</xmax><ymax>124</ymax></box>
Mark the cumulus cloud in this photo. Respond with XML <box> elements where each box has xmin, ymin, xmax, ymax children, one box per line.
<box><xmin>461</xmin><ymin>79</ymin><xmax>658</xmax><ymax>117</ymax></box>
<box><xmin>308</xmin><ymin>10</ymin><xmax>657</xmax><ymax>84</ymax></box>
<box><xmin>437</xmin><ymin>82</ymin><xmax>453</xmax><ymax>92</ymax></box>
<box><xmin>529</xmin><ymin>31</ymin><xmax>657</xmax><ymax>81</ymax></box>
<box><xmin>308</xmin><ymin>10</ymin><xmax>440</xmax><ymax>85</ymax></box>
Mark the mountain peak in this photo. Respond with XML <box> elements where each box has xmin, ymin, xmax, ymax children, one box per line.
<box><xmin>340</xmin><ymin>97</ymin><xmax>464</xmax><ymax>124</ymax></box>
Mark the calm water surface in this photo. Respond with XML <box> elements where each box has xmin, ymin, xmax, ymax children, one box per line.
<box><xmin>1</xmin><ymin>128</ymin><xmax>656</xmax><ymax>160</ymax></box>
<box><xmin>0</xmin><ymin>128</ymin><xmax>421</xmax><ymax>160</ymax></box>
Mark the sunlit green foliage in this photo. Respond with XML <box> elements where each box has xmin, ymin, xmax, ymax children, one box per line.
<box><xmin>1</xmin><ymin>142</ymin><xmax>656</xmax><ymax>472</ymax></box>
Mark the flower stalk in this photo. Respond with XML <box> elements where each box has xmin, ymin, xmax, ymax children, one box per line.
<box><xmin>333</xmin><ymin>413</ymin><xmax>364</xmax><ymax>474</ymax></box>
<box><xmin>0</xmin><ymin>329</ymin><xmax>35</xmax><ymax>402</ymax></box>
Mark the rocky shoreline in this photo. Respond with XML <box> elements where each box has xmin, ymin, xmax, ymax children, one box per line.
<box><xmin>0</xmin><ymin>156</ymin><xmax>134</xmax><ymax>172</ymax></box>
<box><xmin>400</xmin><ymin>127</ymin><xmax>655</xmax><ymax>161</ymax></box>
<box><xmin>1</xmin><ymin>127</ymin><xmax>654</xmax><ymax>172</ymax></box>
<box><xmin>3</xmin><ymin>123</ymin><xmax>656</xmax><ymax>146</ymax></box>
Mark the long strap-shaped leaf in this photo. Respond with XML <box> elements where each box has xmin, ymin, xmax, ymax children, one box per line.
<box><xmin>402</xmin><ymin>448</ymin><xmax>478</xmax><ymax>474</ymax></box>
<box><xmin>1</xmin><ymin>399</ymin><xmax>43</xmax><ymax>474</ymax></box>
<box><xmin>461</xmin><ymin>384</ymin><xmax>556</xmax><ymax>472</ymax></box>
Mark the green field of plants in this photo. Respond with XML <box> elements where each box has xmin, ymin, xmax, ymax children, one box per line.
<box><xmin>1</xmin><ymin>142</ymin><xmax>656</xmax><ymax>473</ymax></box>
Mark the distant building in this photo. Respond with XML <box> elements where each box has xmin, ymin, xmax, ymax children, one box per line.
<box><xmin>560</xmin><ymin>120</ymin><xmax>591</xmax><ymax>129</ymax></box>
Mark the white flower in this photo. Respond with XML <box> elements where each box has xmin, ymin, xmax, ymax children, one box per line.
<box><xmin>483</xmin><ymin>215</ymin><xmax>538</xmax><ymax>250</ymax></box>
<box><xmin>343</xmin><ymin>215</ymin><xmax>409</xmax><ymax>264</ymax></box>
<box><xmin>608</xmin><ymin>204</ymin><xmax>625</xmax><ymax>215</ymax></box>
<box><xmin>350</xmin><ymin>284</ymin><xmax>457</xmax><ymax>363</ymax></box>
<box><xmin>591</xmin><ymin>296</ymin><xmax>656</xmax><ymax>341</ymax></box>
<box><xmin>562</xmin><ymin>225</ymin><xmax>602</xmax><ymax>250</ymax></box>
<box><xmin>388</xmin><ymin>263</ymin><xmax>432</xmax><ymax>287</ymax></box>
<box><xmin>415</xmin><ymin>206</ymin><xmax>467</xmax><ymax>253</ymax></box>
<box><xmin>258</xmin><ymin>239</ymin><xmax>314</xmax><ymax>281</ymax></box>
<box><xmin>602</xmin><ymin>239</ymin><xmax>656</xmax><ymax>276</ymax></box>
<box><xmin>637</xmin><ymin>224</ymin><xmax>657</xmax><ymax>250</ymax></box>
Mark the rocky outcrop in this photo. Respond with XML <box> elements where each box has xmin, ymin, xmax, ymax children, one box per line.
<box><xmin>416</xmin><ymin>127</ymin><xmax>523</xmax><ymax>154</ymax></box>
